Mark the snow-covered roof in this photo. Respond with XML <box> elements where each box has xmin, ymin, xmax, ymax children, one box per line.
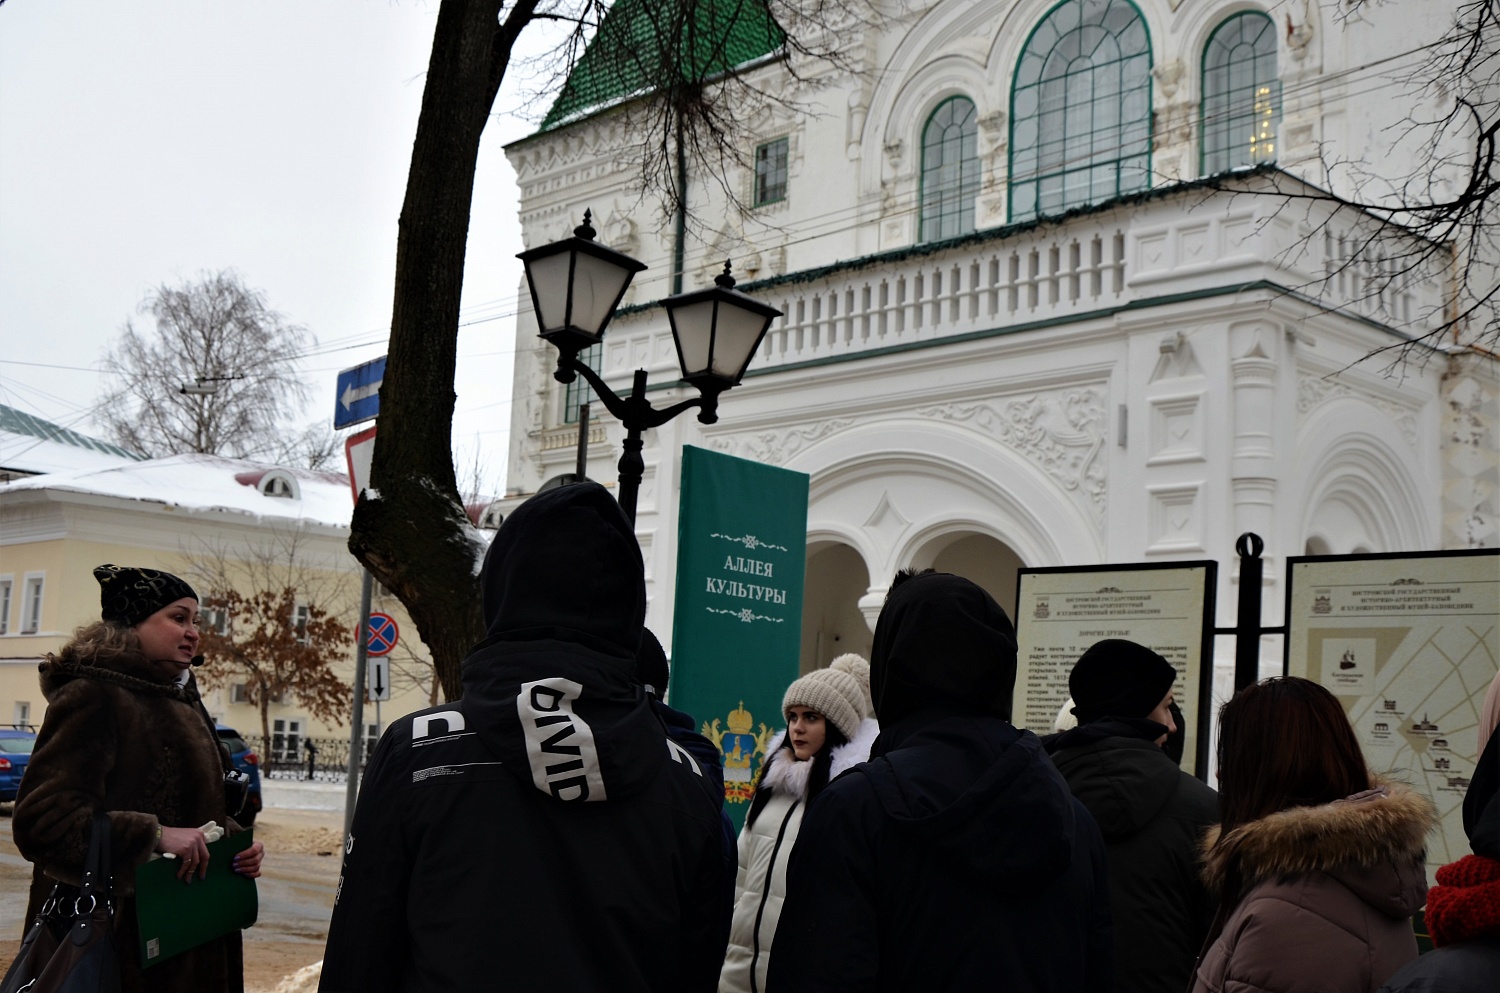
<box><xmin>0</xmin><ymin>452</ymin><xmax>354</xmax><ymax>528</ymax></box>
<box><xmin>0</xmin><ymin>404</ymin><xmax>145</xmax><ymax>480</ymax></box>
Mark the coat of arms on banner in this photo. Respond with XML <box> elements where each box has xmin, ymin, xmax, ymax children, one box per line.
<box><xmin>702</xmin><ymin>701</ymin><xmax>776</xmax><ymax>804</ymax></box>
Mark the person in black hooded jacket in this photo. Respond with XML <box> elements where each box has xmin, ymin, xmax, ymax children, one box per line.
<box><xmin>318</xmin><ymin>482</ymin><xmax>730</xmax><ymax>993</ymax></box>
<box><xmin>766</xmin><ymin>569</ymin><xmax>1112</xmax><ymax>992</ymax></box>
<box><xmin>1042</xmin><ymin>639</ymin><xmax>1219</xmax><ymax>993</ymax></box>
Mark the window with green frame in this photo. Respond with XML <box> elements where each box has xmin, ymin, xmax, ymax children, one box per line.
<box><xmin>1201</xmin><ymin>12</ymin><xmax>1279</xmax><ymax>175</ymax></box>
<box><xmin>920</xmin><ymin>96</ymin><xmax>981</xmax><ymax>242</ymax></box>
<box><xmin>564</xmin><ymin>343</ymin><xmax>602</xmax><ymax>424</ymax></box>
<box><xmin>1009</xmin><ymin>0</ymin><xmax>1152</xmax><ymax>222</ymax></box>
<box><xmin>755</xmin><ymin>137</ymin><xmax>789</xmax><ymax>206</ymax></box>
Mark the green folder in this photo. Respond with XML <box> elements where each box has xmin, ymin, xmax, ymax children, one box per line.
<box><xmin>134</xmin><ymin>829</ymin><xmax>258</xmax><ymax>968</ymax></box>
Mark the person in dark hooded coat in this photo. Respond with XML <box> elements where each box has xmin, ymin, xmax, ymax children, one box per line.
<box><xmin>318</xmin><ymin>482</ymin><xmax>730</xmax><ymax>993</ymax></box>
<box><xmin>766</xmin><ymin>569</ymin><xmax>1111</xmax><ymax>992</ymax></box>
<box><xmin>1042</xmin><ymin>639</ymin><xmax>1219</xmax><ymax>993</ymax></box>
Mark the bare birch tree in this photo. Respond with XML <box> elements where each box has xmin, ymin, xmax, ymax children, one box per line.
<box><xmin>99</xmin><ymin>269</ymin><xmax>313</xmax><ymax>458</ymax></box>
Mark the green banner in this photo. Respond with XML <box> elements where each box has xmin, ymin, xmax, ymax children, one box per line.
<box><xmin>670</xmin><ymin>445</ymin><xmax>808</xmax><ymax>829</ymax></box>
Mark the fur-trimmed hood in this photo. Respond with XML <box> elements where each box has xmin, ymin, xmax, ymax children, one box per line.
<box><xmin>1202</xmin><ymin>780</ymin><xmax>1436</xmax><ymax>899</ymax></box>
<box><xmin>759</xmin><ymin>717</ymin><xmax>880</xmax><ymax>802</ymax></box>
<box><xmin>41</xmin><ymin>644</ymin><xmax>200</xmax><ymax>704</ymax></box>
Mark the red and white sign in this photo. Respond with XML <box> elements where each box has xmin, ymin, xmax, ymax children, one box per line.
<box><xmin>366</xmin><ymin>612</ymin><xmax>399</xmax><ymax>657</ymax></box>
<box><xmin>344</xmin><ymin>426</ymin><xmax>378</xmax><ymax>505</ymax></box>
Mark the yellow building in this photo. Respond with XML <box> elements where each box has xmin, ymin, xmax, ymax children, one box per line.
<box><xmin>0</xmin><ymin>449</ymin><xmax>445</xmax><ymax>774</ymax></box>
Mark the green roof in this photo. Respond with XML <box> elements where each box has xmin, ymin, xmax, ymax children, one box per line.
<box><xmin>539</xmin><ymin>0</ymin><xmax>785</xmax><ymax>131</ymax></box>
<box><xmin>0</xmin><ymin>403</ymin><xmax>144</xmax><ymax>460</ymax></box>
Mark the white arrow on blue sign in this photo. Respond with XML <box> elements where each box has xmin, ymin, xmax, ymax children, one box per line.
<box><xmin>334</xmin><ymin>356</ymin><xmax>386</xmax><ymax>429</ymax></box>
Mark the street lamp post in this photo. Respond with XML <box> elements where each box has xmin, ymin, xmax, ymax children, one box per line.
<box><xmin>519</xmin><ymin>215</ymin><xmax>781</xmax><ymax>524</ymax></box>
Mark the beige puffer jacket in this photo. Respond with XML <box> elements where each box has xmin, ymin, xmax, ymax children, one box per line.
<box><xmin>719</xmin><ymin>718</ymin><xmax>878</xmax><ymax>993</ymax></box>
<box><xmin>1191</xmin><ymin>781</ymin><xmax>1436</xmax><ymax>993</ymax></box>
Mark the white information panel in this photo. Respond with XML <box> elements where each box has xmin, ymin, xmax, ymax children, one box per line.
<box><xmin>1285</xmin><ymin>550</ymin><xmax>1499</xmax><ymax>877</ymax></box>
<box><xmin>1015</xmin><ymin>561</ymin><xmax>1217</xmax><ymax>778</ymax></box>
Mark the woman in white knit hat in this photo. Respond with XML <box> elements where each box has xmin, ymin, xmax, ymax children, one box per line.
<box><xmin>719</xmin><ymin>654</ymin><xmax>878</xmax><ymax>993</ymax></box>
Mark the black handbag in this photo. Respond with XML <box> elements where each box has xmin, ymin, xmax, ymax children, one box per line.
<box><xmin>0</xmin><ymin>884</ymin><xmax>69</xmax><ymax>993</ymax></box>
<box><xmin>0</xmin><ymin>811</ymin><xmax>122</xmax><ymax>993</ymax></box>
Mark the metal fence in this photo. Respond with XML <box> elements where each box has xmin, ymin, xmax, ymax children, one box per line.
<box><xmin>249</xmin><ymin>735</ymin><xmax>373</xmax><ymax>783</ymax></box>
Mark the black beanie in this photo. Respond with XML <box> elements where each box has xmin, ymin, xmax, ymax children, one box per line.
<box><xmin>637</xmin><ymin>629</ymin><xmax>670</xmax><ymax>699</ymax></box>
<box><xmin>94</xmin><ymin>564</ymin><xmax>198</xmax><ymax>628</ymax></box>
<box><xmin>1069</xmin><ymin>639</ymin><xmax>1177</xmax><ymax>724</ymax></box>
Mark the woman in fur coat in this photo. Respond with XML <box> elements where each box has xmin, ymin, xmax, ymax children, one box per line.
<box><xmin>14</xmin><ymin>565</ymin><xmax>265</xmax><ymax>993</ymax></box>
<box><xmin>1191</xmin><ymin>677</ymin><xmax>1436</xmax><ymax>993</ymax></box>
<box><xmin>719</xmin><ymin>654</ymin><xmax>878</xmax><ymax>993</ymax></box>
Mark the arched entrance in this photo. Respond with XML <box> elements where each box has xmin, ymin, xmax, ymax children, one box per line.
<box><xmin>914</xmin><ymin>532</ymin><xmax>1026</xmax><ymax>621</ymax></box>
<box><xmin>800</xmin><ymin>541</ymin><xmax>874</xmax><ymax>674</ymax></box>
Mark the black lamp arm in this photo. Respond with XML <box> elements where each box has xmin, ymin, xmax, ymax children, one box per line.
<box><xmin>562</xmin><ymin>357</ymin><xmax>713</xmax><ymax>429</ymax></box>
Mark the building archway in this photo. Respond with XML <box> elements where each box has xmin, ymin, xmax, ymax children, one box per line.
<box><xmin>800</xmin><ymin>541</ymin><xmax>874</xmax><ymax>675</ymax></box>
<box><xmin>916</xmin><ymin>531</ymin><xmax>1027</xmax><ymax>620</ymax></box>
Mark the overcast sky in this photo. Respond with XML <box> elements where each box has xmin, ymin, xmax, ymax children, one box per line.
<box><xmin>0</xmin><ymin>0</ymin><xmax>542</xmax><ymax>495</ymax></box>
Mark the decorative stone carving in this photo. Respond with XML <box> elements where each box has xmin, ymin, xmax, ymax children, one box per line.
<box><xmin>1286</xmin><ymin>4</ymin><xmax>1315</xmax><ymax>61</ymax></box>
<box><xmin>977</xmin><ymin>110</ymin><xmax>1008</xmax><ymax>192</ymax></box>
<box><xmin>916</xmin><ymin>386</ymin><xmax>1108</xmax><ymax>519</ymax></box>
<box><xmin>1297</xmin><ymin>374</ymin><xmax>1420</xmax><ymax>448</ymax></box>
<box><xmin>883</xmin><ymin>139</ymin><xmax>906</xmax><ymax>187</ymax></box>
<box><xmin>1152</xmin><ymin>61</ymin><xmax>1185</xmax><ymax>100</ymax></box>
<box><xmin>709</xmin><ymin>418</ymin><xmax>856</xmax><ymax>465</ymax></box>
<box><xmin>604</xmin><ymin>211</ymin><xmax>640</xmax><ymax>257</ymax></box>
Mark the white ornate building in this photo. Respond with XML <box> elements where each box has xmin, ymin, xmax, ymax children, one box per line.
<box><xmin>500</xmin><ymin>0</ymin><xmax>1498</xmax><ymax>686</ymax></box>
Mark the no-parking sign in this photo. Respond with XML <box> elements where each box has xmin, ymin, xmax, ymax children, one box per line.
<box><xmin>366</xmin><ymin>612</ymin><xmax>398</xmax><ymax>656</ymax></box>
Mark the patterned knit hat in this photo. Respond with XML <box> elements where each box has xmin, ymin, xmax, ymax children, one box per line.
<box><xmin>783</xmin><ymin>653</ymin><xmax>872</xmax><ymax>741</ymax></box>
<box><xmin>93</xmin><ymin>564</ymin><xmax>198</xmax><ymax>628</ymax></box>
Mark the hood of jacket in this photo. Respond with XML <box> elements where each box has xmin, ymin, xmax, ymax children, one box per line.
<box><xmin>864</xmin><ymin>710</ymin><xmax>1083</xmax><ymax>889</ymax></box>
<box><xmin>870</xmin><ymin>572</ymin><xmax>1016</xmax><ymax>725</ymax></box>
<box><xmin>1047</xmin><ymin>733</ymin><xmax>1183</xmax><ymax>839</ymax></box>
<box><xmin>462</xmin><ymin>482</ymin><xmax>662</xmax><ymax>803</ymax></box>
<box><xmin>1202</xmin><ymin>780</ymin><xmax>1435</xmax><ymax>917</ymax></box>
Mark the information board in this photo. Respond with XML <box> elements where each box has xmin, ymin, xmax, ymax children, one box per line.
<box><xmin>1015</xmin><ymin>561</ymin><xmax>1218</xmax><ymax>778</ymax></box>
<box><xmin>1285</xmin><ymin>549</ymin><xmax>1499</xmax><ymax>876</ymax></box>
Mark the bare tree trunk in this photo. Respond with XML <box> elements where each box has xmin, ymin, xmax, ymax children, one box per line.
<box><xmin>349</xmin><ymin>0</ymin><xmax>536</xmax><ymax>700</ymax></box>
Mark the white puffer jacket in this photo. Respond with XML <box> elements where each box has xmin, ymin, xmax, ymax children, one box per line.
<box><xmin>719</xmin><ymin>718</ymin><xmax>879</xmax><ymax>993</ymax></box>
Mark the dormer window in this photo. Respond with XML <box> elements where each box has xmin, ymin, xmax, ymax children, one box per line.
<box><xmin>259</xmin><ymin>471</ymin><xmax>300</xmax><ymax>500</ymax></box>
<box><xmin>478</xmin><ymin>501</ymin><xmax>506</xmax><ymax>530</ymax></box>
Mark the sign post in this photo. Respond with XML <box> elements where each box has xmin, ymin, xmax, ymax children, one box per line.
<box><xmin>337</xmin><ymin>361</ymin><xmax>384</xmax><ymax>834</ymax></box>
<box><xmin>343</xmin><ymin>570</ymin><xmax>371</xmax><ymax>837</ymax></box>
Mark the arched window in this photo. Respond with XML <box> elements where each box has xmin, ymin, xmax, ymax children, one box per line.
<box><xmin>1202</xmin><ymin>12</ymin><xmax>1279</xmax><ymax>175</ymax></box>
<box><xmin>920</xmin><ymin>97</ymin><xmax>980</xmax><ymax>242</ymax></box>
<box><xmin>1009</xmin><ymin>0</ymin><xmax>1152</xmax><ymax>222</ymax></box>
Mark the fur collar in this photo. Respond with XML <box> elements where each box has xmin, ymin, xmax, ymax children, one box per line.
<box><xmin>759</xmin><ymin>717</ymin><xmax>880</xmax><ymax>802</ymax></box>
<box><xmin>41</xmin><ymin>646</ymin><xmax>197</xmax><ymax>703</ymax></box>
<box><xmin>1202</xmin><ymin>780</ymin><xmax>1436</xmax><ymax>894</ymax></box>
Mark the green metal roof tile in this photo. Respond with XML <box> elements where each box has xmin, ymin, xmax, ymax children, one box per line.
<box><xmin>0</xmin><ymin>403</ymin><xmax>145</xmax><ymax>460</ymax></box>
<box><xmin>540</xmin><ymin>0</ymin><xmax>785</xmax><ymax>131</ymax></box>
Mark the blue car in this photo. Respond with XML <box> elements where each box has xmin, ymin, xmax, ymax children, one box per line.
<box><xmin>216</xmin><ymin>724</ymin><xmax>263</xmax><ymax>826</ymax></box>
<box><xmin>0</xmin><ymin>728</ymin><xmax>37</xmax><ymax>803</ymax></box>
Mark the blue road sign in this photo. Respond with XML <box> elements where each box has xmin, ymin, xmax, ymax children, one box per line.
<box><xmin>366</xmin><ymin>612</ymin><xmax>398</xmax><ymax>656</ymax></box>
<box><xmin>334</xmin><ymin>356</ymin><xmax>386</xmax><ymax>428</ymax></box>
